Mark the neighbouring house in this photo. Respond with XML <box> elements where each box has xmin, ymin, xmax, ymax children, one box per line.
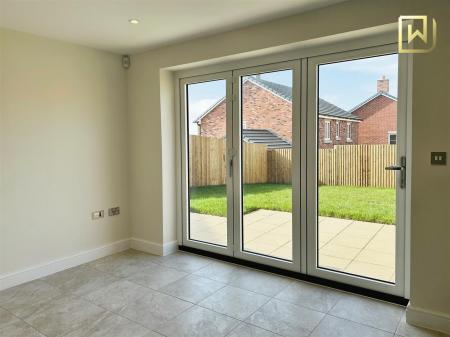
<box><xmin>194</xmin><ymin>75</ymin><xmax>396</xmax><ymax>148</ymax></box>
<box><xmin>350</xmin><ymin>76</ymin><xmax>398</xmax><ymax>144</ymax></box>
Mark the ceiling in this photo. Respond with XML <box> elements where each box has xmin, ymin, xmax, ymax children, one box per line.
<box><xmin>0</xmin><ymin>0</ymin><xmax>346</xmax><ymax>54</ymax></box>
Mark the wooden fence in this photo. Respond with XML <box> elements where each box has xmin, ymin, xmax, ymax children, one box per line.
<box><xmin>189</xmin><ymin>135</ymin><xmax>397</xmax><ymax>188</ymax></box>
<box><xmin>319</xmin><ymin>144</ymin><xmax>397</xmax><ymax>188</ymax></box>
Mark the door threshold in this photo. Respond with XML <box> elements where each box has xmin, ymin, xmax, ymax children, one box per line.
<box><xmin>179</xmin><ymin>245</ymin><xmax>409</xmax><ymax>306</ymax></box>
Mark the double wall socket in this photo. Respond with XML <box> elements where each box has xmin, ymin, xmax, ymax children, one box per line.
<box><xmin>92</xmin><ymin>207</ymin><xmax>120</xmax><ymax>220</ymax></box>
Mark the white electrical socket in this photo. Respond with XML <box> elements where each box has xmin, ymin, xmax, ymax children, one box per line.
<box><xmin>91</xmin><ymin>210</ymin><xmax>105</xmax><ymax>220</ymax></box>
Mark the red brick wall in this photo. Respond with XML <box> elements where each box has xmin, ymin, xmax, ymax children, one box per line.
<box><xmin>352</xmin><ymin>95</ymin><xmax>397</xmax><ymax>144</ymax></box>
<box><xmin>199</xmin><ymin>81</ymin><xmax>292</xmax><ymax>141</ymax></box>
<box><xmin>198</xmin><ymin>100</ymin><xmax>227</xmax><ymax>138</ymax></box>
<box><xmin>318</xmin><ymin>118</ymin><xmax>359</xmax><ymax>149</ymax></box>
<box><xmin>241</xmin><ymin>81</ymin><xmax>292</xmax><ymax>141</ymax></box>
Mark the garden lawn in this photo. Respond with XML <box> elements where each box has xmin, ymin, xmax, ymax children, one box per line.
<box><xmin>189</xmin><ymin>183</ymin><xmax>395</xmax><ymax>224</ymax></box>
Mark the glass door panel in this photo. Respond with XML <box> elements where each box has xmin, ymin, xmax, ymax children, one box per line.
<box><xmin>181</xmin><ymin>73</ymin><xmax>233</xmax><ymax>255</ymax></box>
<box><xmin>233</xmin><ymin>62</ymin><xmax>301</xmax><ymax>271</ymax></box>
<box><xmin>317</xmin><ymin>54</ymin><xmax>398</xmax><ymax>283</ymax></box>
<box><xmin>307</xmin><ymin>46</ymin><xmax>406</xmax><ymax>296</ymax></box>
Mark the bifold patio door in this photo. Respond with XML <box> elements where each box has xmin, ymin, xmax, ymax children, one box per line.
<box><xmin>180</xmin><ymin>43</ymin><xmax>407</xmax><ymax>296</ymax></box>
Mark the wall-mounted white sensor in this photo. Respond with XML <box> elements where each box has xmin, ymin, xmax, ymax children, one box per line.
<box><xmin>122</xmin><ymin>55</ymin><xmax>131</xmax><ymax>69</ymax></box>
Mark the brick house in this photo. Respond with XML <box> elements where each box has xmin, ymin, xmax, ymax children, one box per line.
<box><xmin>350</xmin><ymin>76</ymin><xmax>397</xmax><ymax>144</ymax></box>
<box><xmin>194</xmin><ymin>76</ymin><xmax>396</xmax><ymax>148</ymax></box>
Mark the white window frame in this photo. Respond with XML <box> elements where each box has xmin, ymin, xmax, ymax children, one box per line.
<box><xmin>388</xmin><ymin>131</ymin><xmax>397</xmax><ymax>144</ymax></box>
<box><xmin>346</xmin><ymin>122</ymin><xmax>352</xmax><ymax>142</ymax></box>
<box><xmin>335</xmin><ymin>121</ymin><xmax>341</xmax><ymax>140</ymax></box>
<box><xmin>324</xmin><ymin>120</ymin><xmax>331</xmax><ymax>142</ymax></box>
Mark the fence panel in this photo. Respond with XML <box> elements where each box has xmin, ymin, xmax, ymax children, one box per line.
<box><xmin>267</xmin><ymin>149</ymin><xmax>292</xmax><ymax>184</ymax></box>
<box><xmin>319</xmin><ymin>144</ymin><xmax>396</xmax><ymax>188</ymax></box>
<box><xmin>243</xmin><ymin>142</ymin><xmax>268</xmax><ymax>184</ymax></box>
<box><xmin>189</xmin><ymin>135</ymin><xmax>396</xmax><ymax>188</ymax></box>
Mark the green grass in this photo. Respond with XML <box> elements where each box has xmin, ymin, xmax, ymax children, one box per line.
<box><xmin>189</xmin><ymin>184</ymin><xmax>395</xmax><ymax>224</ymax></box>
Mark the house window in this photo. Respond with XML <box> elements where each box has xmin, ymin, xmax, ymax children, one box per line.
<box><xmin>388</xmin><ymin>132</ymin><xmax>397</xmax><ymax>144</ymax></box>
<box><xmin>346</xmin><ymin>122</ymin><xmax>352</xmax><ymax>142</ymax></box>
<box><xmin>335</xmin><ymin>122</ymin><xmax>340</xmax><ymax>140</ymax></box>
<box><xmin>324</xmin><ymin>120</ymin><xmax>331</xmax><ymax>142</ymax></box>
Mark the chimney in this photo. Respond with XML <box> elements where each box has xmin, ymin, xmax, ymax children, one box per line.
<box><xmin>377</xmin><ymin>75</ymin><xmax>389</xmax><ymax>93</ymax></box>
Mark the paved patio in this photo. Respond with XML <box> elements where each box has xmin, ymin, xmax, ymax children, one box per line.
<box><xmin>190</xmin><ymin>209</ymin><xmax>395</xmax><ymax>282</ymax></box>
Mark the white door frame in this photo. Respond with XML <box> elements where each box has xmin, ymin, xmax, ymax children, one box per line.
<box><xmin>179</xmin><ymin>71</ymin><xmax>234</xmax><ymax>256</ymax></box>
<box><xmin>232</xmin><ymin>60</ymin><xmax>301</xmax><ymax>272</ymax></box>
<box><xmin>305</xmin><ymin>44</ymin><xmax>408</xmax><ymax>296</ymax></box>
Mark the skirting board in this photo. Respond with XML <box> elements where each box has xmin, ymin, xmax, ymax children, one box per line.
<box><xmin>130</xmin><ymin>238</ymin><xmax>178</xmax><ymax>256</ymax></box>
<box><xmin>406</xmin><ymin>303</ymin><xmax>450</xmax><ymax>334</ymax></box>
<box><xmin>0</xmin><ymin>239</ymin><xmax>131</xmax><ymax>291</ymax></box>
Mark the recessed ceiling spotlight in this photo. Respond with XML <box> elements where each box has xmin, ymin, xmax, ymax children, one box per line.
<box><xmin>129</xmin><ymin>18</ymin><xmax>140</xmax><ymax>25</ymax></box>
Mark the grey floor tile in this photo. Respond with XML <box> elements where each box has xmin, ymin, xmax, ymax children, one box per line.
<box><xmin>275</xmin><ymin>281</ymin><xmax>343</xmax><ymax>313</ymax></box>
<box><xmin>85</xmin><ymin>277</ymin><xmax>192</xmax><ymax>330</ymax></box>
<box><xmin>119</xmin><ymin>291</ymin><xmax>192</xmax><ymax>330</ymax></box>
<box><xmin>127</xmin><ymin>264</ymin><xmax>187</xmax><ymax>290</ymax></box>
<box><xmin>0</xmin><ymin>280</ymin><xmax>63</xmax><ymax>318</ymax></box>
<box><xmin>246</xmin><ymin>298</ymin><xmax>324</xmax><ymax>337</ymax></box>
<box><xmin>199</xmin><ymin>285</ymin><xmax>270</xmax><ymax>320</ymax></box>
<box><xmin>24</xmin><ymin>295</ymin><xmax>107</xmax><ymax>337</ymax></box>
<box><xmin>143</xmin><ymin>332</ymin><xmax>165</xmax><ymax>337</ymax></box>
<box><xmin>193</xmin><ymin>261</ymin><xmax>241</xmax><ymax>283</ymax></box>
<box><xmin>42</xmin><ymin>264</ymin><xmax>118</xmax><ymax>296</ymax></box>
<box><xmin>160</xmin><ymin>274</ymin><xmax>225</xmax><ymax>303</ymax></box>
<box><xmin>229</xmin><ymin>268</ymin><xmax>292</xmax><ymax>297</ymax></box>
<box><xmin>0</xmin><ymin>308</ymin><xmax>21</xmax><ymax>328</ymax></box>
<box><xmin>329</xmin><ymin>295</ymin><xmax>404</xmax><ymax>332</ymax></box>
<box><xmin>0</xmin><ymin>320</ymin><xmax>46</xmax><ymax>337</ymax></box>
<box><xmin>396</xmin><ymin>313</ymin><xmax>448</xmax><ymax>337</ymax></box>
<box><xmin>63</xmin><ymin>312</ymin><xmax>150</xmax><ymax>337</ymax></box>
<box><xmin>226</xmin><ymin>323</ymin><xmax>281</xmax><ymax>337</ymax></box>
<box><xmin>157</xmin><ymin>252</ymin><xmax>212</xmax><ymax>273</ymax></box>
<box><xmin>155</xmin><ymin>306</ymin><xmax>239</xmax><ymax>337</ymax></box>
<box><xmin>84</xmin><ymin>279</ymin><xmax>148</xmax><ymax>312</ymax></box>
<box><xmin>309</xmin><ymin>315</ymin><xmax>393</xmax><ymax>337</ymax></box>
<box><xmin>86</xmin><ymin>279</ymin><xmax>192</xmax><ymax>330</ymax></box>
<box><xmin>88</xmin><ymin>251</ymin><xmax>159</xmax><ymax>278</ymax></box>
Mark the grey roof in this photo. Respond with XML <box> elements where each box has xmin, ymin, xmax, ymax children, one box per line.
<box><xmin>318</xmin><ymin>98</ymin><xmax>360</xmax><ymax>120</ymax></box>
<box><xmin>250</xmin><ymin>76</ymin><xmax>360</xmax><ymax>120</ymax></box>
<box><xmin>242</xmin><ymin>129</ymin><xmax>291</xmax><ymax>149</ymax></box>
<box><xmin>248</xmin><ymin>76</ymin><xmax>293</xmax><ymax>101</ymax></box>
<box><xmin>194</xmin><ymin>76</ymin><xmax>360</xmax><ymax>123</ymax></box>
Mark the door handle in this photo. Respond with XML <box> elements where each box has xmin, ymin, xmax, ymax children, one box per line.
<box><xmin>227</xmin><ymin>149</ymin><xmax>235</xmax><ymax>178</ymax></box>
<box><xmin>385</xmin><ymin>156</ymin><xmax>406</xmax><ymax>189</ymax></box>
<box><xmin>385</xmin><ymin>165</ymin><xmax>404</xmax><ymax>171</ymax></box>
<box><xmin>229</xmin><ymin>157</ymin><xmax>233</xmax><ymax>177</ymax></box>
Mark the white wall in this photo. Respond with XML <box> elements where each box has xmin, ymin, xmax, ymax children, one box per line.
<box><xmin>0</xmin><ymin>29</ymin><xmax>130</xmax><ymax>277</ymax></box>
<box><xmin>127</xmin><ymin>0</ymin><xmax>450</xmax><ymax>332</ymax></box>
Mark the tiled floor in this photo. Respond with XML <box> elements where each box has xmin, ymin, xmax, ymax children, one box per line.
<box><xmin>0</xmin><ymin>250</ymin><xmax>446</xmax><ymax>337</ymax></box>
<box><xmin>190</xmin><ymin>210</ymin><xmax>396</xmax><ymax>282</ymax></box>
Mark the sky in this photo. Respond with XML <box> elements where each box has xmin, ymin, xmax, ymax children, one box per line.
<box><xmin>187</xmin><ymin>54</ymin><xmax>398</xmax><ymax>133</ymax></box>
